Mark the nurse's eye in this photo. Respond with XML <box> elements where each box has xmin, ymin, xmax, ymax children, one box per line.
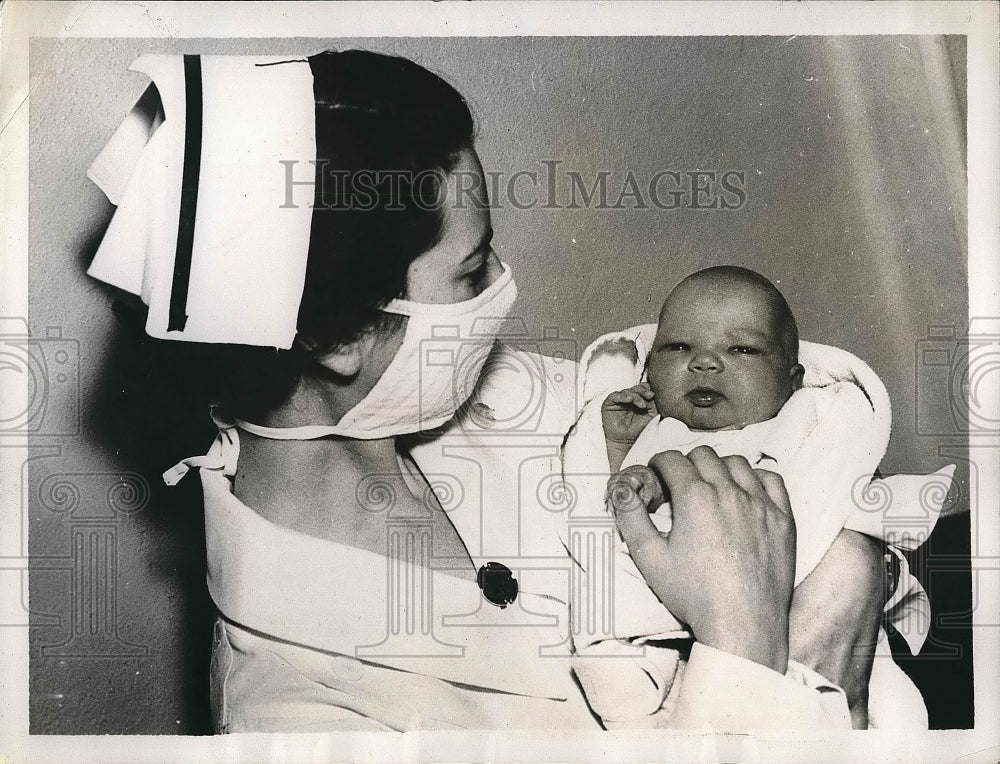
<box><xmin>464</xmin><ymin>255</ymin><xmax>491</xmax><ymax>291</ymax></box>
<box><xmin>730</xmin><ymin>345</ymin><xmax>760</xmax><ymax>355</ymax></box>
<box><xmin>468</xmin><ymin>260</ymin><xmax>489</xmax><ymax>283</ymax></box>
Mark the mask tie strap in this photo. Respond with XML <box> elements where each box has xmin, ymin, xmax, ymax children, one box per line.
<box><xmin>233</xmin><ymin>419</ymin><xmax>342</xmax><ymax>441</ymax></box>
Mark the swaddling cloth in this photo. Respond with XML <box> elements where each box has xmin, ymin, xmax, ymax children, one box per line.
<box><xmin>571</xmin><ymin>382</ymin><xmax>876</xmax><ymax>726</ymax></box>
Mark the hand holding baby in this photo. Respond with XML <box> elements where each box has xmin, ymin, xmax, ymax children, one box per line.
<box><xmin>581</xmin><ymin>266</ymin><xmax>902</xmax><ymax>727</ymax></box>
<box><xmin>609</xmin><ymin>446</ymin><xmax>797</xmax><ymax>674</ymax></box>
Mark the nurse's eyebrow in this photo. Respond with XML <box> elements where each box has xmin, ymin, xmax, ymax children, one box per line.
<box><xmin>465</xmin><ymin>226</ymin><xmax>494</xmax><ymax>261</ymax></box>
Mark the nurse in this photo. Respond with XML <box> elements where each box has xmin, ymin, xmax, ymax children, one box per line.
<box><xmin>87</xmin><ymin>49</ymin><xmax>883</xmax><ymax>731</ymax></box>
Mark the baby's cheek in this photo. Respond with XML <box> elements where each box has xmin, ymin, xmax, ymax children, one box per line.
<box><xmin>647</xmin><ymin>382</ymin><xmax>674</xmax><ymax>418</ymax></box>
<box><xmin>745</xmin><ymin>377</ymin><xmax>787</xmax><ymax>419</ymax></box>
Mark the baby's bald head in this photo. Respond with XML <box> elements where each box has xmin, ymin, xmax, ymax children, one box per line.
<box><xmin>666</xmin><ymin>266</ymin><xmax>799</xmax><ymax>367</ymax></box>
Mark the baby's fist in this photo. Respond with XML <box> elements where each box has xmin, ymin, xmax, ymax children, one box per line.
<box><xmin>601</xmin><ymin>382</ymin><xmax>657</xmax><ymax>445</ymax></box>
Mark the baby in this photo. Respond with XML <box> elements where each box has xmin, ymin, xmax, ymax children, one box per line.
<box><xmin>570</xmin><ymin>265</ymin><xmax>925</xmax><ymax>730</ymax></box>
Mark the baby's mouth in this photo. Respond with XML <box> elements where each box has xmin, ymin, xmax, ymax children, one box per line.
<box><xmin>685</xmin><ymin>387</ymin><xmax>724</xmax><ymax>407</ymax></box>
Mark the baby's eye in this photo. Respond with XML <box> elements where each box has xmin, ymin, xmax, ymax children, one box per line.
<box><xmin>663</xmin><ymin>342</ymin><xmax>690</xmax><ymax>352</ymax></box>
<box><xmin>730</xmin><ymin>345</ymin><xmax>760</xmax><ymax>355</ymax></box>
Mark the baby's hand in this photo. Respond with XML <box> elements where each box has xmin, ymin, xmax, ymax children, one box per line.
<box><xmin>602</xmin><ymin>382</ymin><xmax>657</xmax><ymax>446</ymax></box>
<box><xmin>605</xmin><ymin>464</ymin><xmax>666</xmax><ymax>516</ymax></box>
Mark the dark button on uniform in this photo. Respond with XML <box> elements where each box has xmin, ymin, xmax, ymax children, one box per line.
<box><xmin>477</xmin><ymin>562</ymin><xmax>518</xmax><ymax>608</ymax></box>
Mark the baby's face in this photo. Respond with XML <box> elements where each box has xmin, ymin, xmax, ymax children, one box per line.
<box><xmin>647</xmin><ymin>279</ymin><xmax>801</xmax><ymax>431</ymax></box>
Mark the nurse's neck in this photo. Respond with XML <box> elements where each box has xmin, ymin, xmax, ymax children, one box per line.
<box><xmin>261</xmin><ymin>370</ymin><xmax>362</xmax><ymax>427</ymax></box>
<box><xmin>241</xmin><ymin>327</ymin><xmax>407</xmax><ymax>468</ymax></box>
<box><xmin>250</xmin><ymin>371</ymin><xmax>398</xmax><ymax>461</ymax></box>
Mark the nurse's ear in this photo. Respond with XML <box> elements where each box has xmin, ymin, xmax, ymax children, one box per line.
<box><xmin>295</xmin><ymin>335</ymin><xmax>364</xmax><ymax>378</ymax></box>
<box><xmin>295</xmin><ymin>315</ymin><xmax>406</xmax><ymax>385</ymax></box>
<box><xmin>316</xmin><ymin>344</ymin><xmax>364</xmax><ymax>377</ymax></box>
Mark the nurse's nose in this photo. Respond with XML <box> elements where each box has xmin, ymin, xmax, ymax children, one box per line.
<box><xmin>688</xmin><ymin>350</ymin><xmax>723</xmax><ymax>373</ymax></box>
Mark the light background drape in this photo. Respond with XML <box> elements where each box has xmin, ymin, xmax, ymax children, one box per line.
<box><xmin>26</xmin><ymin>36</ymin><xmax>970</xmax><ymax>732</ymax></box>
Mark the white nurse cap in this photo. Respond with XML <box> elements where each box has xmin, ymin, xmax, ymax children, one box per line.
<box><xmin>86</xmin><ymin>54</ymin><xmax>317</xmax><ymax>349</ymax></box>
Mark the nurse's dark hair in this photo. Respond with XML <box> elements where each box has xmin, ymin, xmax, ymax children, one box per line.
<box><xmin>298</xmin><ymin>49</ymin><xmax>475</xmax><ymax>353</ymax></box>
<box><xmin>221</xmin><ymin>49</ymin><xmax>475</xmax><ymax>416</ymax></box>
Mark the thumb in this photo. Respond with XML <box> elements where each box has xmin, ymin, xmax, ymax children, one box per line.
<box><xmin>607</xmin><ymin>483</ymin><xmax>662</xmax><ymax>556</ymax></box>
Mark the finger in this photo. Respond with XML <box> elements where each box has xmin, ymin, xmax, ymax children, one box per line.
<box><xmin>647</xmin><ymin>450</ymin><xmax>699</xmax><ymax>504</ymax></box>
<box><xmin>721</xmin><ymin>455</ymin><xmax>767</xmax><ymax>498</ymax></box>
<box><xmin>621</xmin><ymin>465</ymin><xmax>665</xmax><ymax>510</ymax></box>
<box><xmin>626</xmin><ymin>392</ymin><xmax>652</xmax><ymax>409</ymax></box>
<box><xmin>627</xmin><ymin>472</ymin><xmax>650</xmax><ymax>494</ymax></box>
<box><xmin>686</xmin><ymin>445</ymin><xmax>732</xmax><ymax>486</ymax></box>
<box><xmin>605</xmin><ymin>470</ymin><xmax>646</xmax><ymax>501</ymax></box>
<box><xmin>606</xmin><ymin>479</ymin><xmax>645</xmax><ymax>511</ymax></box>
<box><xmin>636</xmin><ymin>476</ymin><xmax>665</xmax><ymax>511</ymax></box>
<box><xmin>609</xmin><ymin>485</ymin><xmax>663</xmax><ymax>553</ymax></box>
<box><xmin>603</xmin><ymin>390</ymin><xmax>631</xmax><ymax>407</ymax></box>
<box><xmin>755</xmin><ymin>468</ymin><xmax>792</xmax><ymax>515</ymax></box>
<box><xmin>633</xmin><ymin>382</ymin><xmax>655</xmax><ymax>398</ymax></box>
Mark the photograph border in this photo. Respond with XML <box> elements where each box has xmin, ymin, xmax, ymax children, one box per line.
<box><xmin>1</xmin><ymin>2</ymin><xmax>998</xmax><ymax>762</ymax></box>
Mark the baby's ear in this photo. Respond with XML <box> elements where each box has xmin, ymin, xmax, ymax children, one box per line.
<box><xmin>789</xmin><ymin>363</ymin><xmax>805</xmax><ymax>390</ymax></box>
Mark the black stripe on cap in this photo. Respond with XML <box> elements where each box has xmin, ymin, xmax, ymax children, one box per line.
<box><xmin>167</xmin><ymin>54</ymin><xmax>203</xmax><ymax>332</ymax></box>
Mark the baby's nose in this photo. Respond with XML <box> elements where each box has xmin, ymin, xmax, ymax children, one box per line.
<box><xmin>688</xmin><ymin>351</ymin><xmax>723</xmax><ymax>373</ymax></box>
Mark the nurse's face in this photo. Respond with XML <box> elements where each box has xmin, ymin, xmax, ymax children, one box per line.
<box><xmin>349</xmin><ymin>147</ymin><xmax>505</xmax><ymax>393</ymax></box>
<box><xmin>404</xmin><ymin>147</ymin><xmax>504</xmax><ymax>303</ymax></box>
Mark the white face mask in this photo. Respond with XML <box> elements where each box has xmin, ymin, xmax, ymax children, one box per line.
<box><xmin>235</xmin><ymin>263</ymin><xmax>518</xmax><ymax>440</ymax></box>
